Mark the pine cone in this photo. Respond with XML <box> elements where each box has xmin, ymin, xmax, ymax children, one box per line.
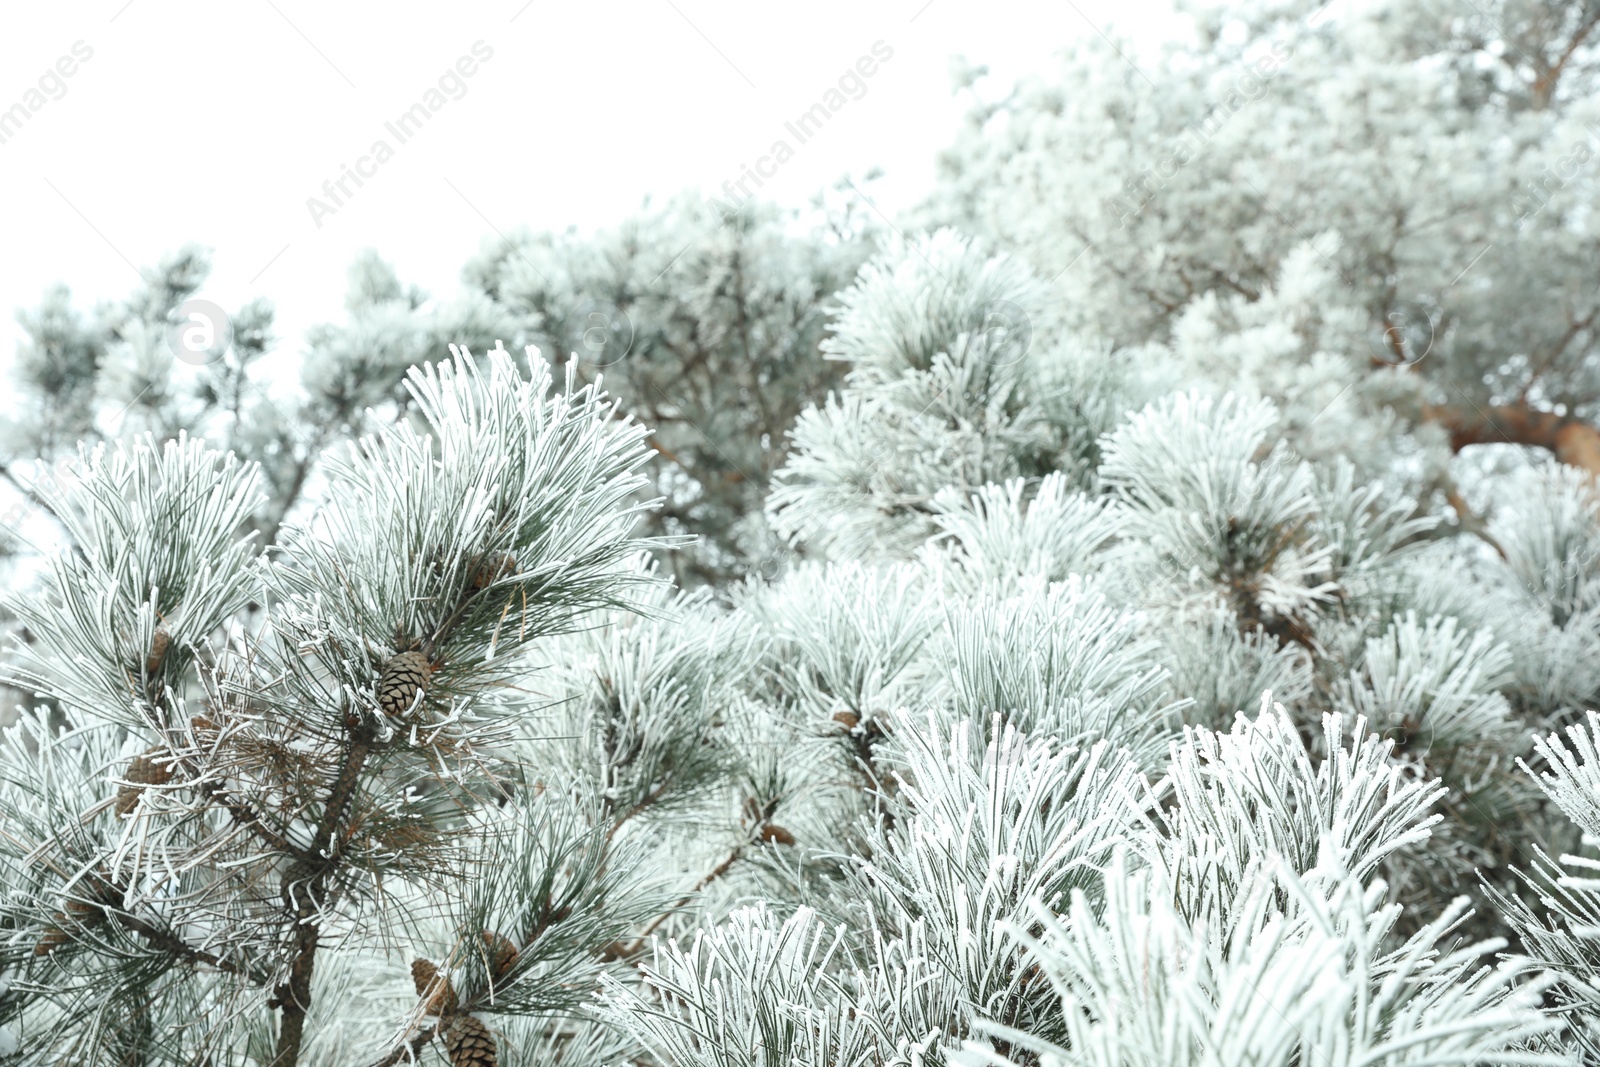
<box><xmin>34</xmin><ymin>889</ymin><xmax>111</xmax><ymax>956</ymax></box>
<box><xmin>411</xmin><ymin>958</ymin><xmax>458</xmax><ymax>1015</ymax></box>
<box><xmin>442</xmin><ymin>1014</ymin><xmax>498</xmax><ymax>1067</ymax></box>
<box><xmin>481</xmin><ymin>930</ymin><xmax>518</xmax><ymax>979</ymax></box>
<box><xmin>831</xmin><ymin>710</ymin><xmax>860</xmax><ymax>731</ymax></box>
<box><xmin>379</xmin><ymin>652</ymin><xmax>432</xmax><ymax>719</ymax></box>
<box><xmin>469</xmin><ymin>552</ymin><xmax>518</xmax><ymax>590</ymax></box>
<box><xmin>760</xmin><ymin>823</ymin><xmax>796</xmax><ymax>846</ymax></box>
<box><xmin>145</xmin><ymin>626</ymin><xmax>171</xmax><ymax>676</ymax></box>
<box><xmin>115</xmin><ymin>748</ymin><xmax>174</xmax><ymax>816</ymax></box>
<box><xmin>33</xmin><ymin>922</ymin><xmax>71</xmax><ymax>957</ymax></box>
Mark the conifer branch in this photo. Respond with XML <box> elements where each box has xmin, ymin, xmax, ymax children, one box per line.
<box><xmin>272</xmin><ymin>715</ymin><xmax>376</xmax><ymax>1065</ymax></box>
<box><xmin>107</xmin><ymin>906</ymin><xmax>267</xmax><ymax>985</ymax></box>
<box><xmin>603</xmin><ymin>842</ymin><xmax>746</xmax><ymax>962</ymax></box>
<box><xmin>366</xmin><ymin>1022</ymin><xmax>439</xmax><ymax>1067</ymax></box>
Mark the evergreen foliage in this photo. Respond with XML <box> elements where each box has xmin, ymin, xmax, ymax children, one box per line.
<box><xmin>8</xmin><ymin>0</ymin><xmax>1600</xmax><ymax>1062</ymax></box>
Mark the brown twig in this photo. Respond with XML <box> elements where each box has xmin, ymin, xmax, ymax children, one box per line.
<box><xmin>366</xmin><ymin>1022</ymin><xmax>440</xmax><ymax>1067</ymax></box>
<box><xmin>1442</xmin><ymin>479</ymin><xmax>1508</xmax><ymax>559</ymax></box>
<box><xmin>200</xmin><ymin>778</ymin><xmax>304</xmax><ymax>860</ymax></box>
<box><xmin>109</xmin><ymin>907</ymin><xmax>267</xmax><ymax>984</ymax></box>
<box><xmin>603</xmin><ymin>844</ymin><xmax>747</xmax><ymax>961</ymax></box>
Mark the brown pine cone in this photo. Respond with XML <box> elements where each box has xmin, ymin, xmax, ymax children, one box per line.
<box><xmin>442</xmin><ymin>1014</ymin><xmax>498</xmax><ymax>1066</ymax></box>
<box><xmin>481</xmin><ymin>930</ymin><xmax>518</xmax><ymax>979</ymax></box>
<box><xmin>145</xmin><ymin>626</ymin><xmax>171</xmax><ymax>676</ymax></box>
<box><xmin>411</xmin><ymin>958</ymin><xmax>458</xmax><ymax>1015</ymax></box>
<box><xmin>760</xmin><ymin>823</ymin><xmax>796</xmax><ymax>846</ymax></box>
<box><xmin>831</xmin><ymin>710</ymin><xmax>860</xmax><ymax>731</ymax></box>
<box><xmin>114</xmin><ymin>748</ymin><xmax>174</xmax><ymax>816</ymax></box>
<box><xmin>469</xmin><ymin>552</ymin><xmax>518</xmax><ymax>590</ymax></box>
<box><xmin>379</xmin><ymin>652</ymin><xmax>432</xmax><ymax>719</ymax></box>
<box><xmin>33</xmin><ymin>922</ymin><xmax>71</xmax><ymax>957</ymax></box>
<box><xmin>34</xmin><ymin>890</ymin><xmax>112</xmax><ymax>956</ymax></box>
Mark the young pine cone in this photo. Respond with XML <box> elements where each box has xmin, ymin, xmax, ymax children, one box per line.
<box><xmin>114</xmin><ymin>748</ymin><xmax>174</xmax><ymax>817</ymax></box>
<box><xmin>760</xmin><ymin>823</ymin><xmax>796</xmax><ymax>846</ymax></box>
<box><xmin>145</xmin><ymin>626</ymin><xmax>171</xmax><ymax>676</ymax></box>
<box><xmin>411</xmin><ymin>958</ymin><xmax>458</xmax><ymax>1015</ymax></box>
<box><xmin>469</xmin><ymin>552</ymin><xmax>518</xmax><ymax>590</ymax></box>
<box><xmin>442</xmin><ymin>1014</ymin><xmax>498</xmax><ymax>1067</ymax></box>
<box><xmin>34</xmin><ymin>892</ymin><xmax>111</xmax><ymax>956</ymax></box>
<box><xmin>831</xmin><ymin>710</ymin><xmax>859</xmax><ymax>731</ymax></box>
<box><xmin>379</xmin><ymin>652</ymin><xmax>432</xmax><ymax>719</ymax></box>
<box><xmin>481</xmin><ymin>930</ymin><xmax>518</xmax><ymax>979</ymax></box>
<box><xmin>33</xmin><ymin>924</ymin><xmax>71</xmax><ymax>957</ymax></box>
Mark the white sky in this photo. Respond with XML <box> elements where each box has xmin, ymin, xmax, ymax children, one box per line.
<box><xmin>0</xmin><ymin>0</ymin><xmax>1172</xmax><ymax>406</ymax></box>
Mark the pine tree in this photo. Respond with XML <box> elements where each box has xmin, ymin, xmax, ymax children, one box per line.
<box><xmin>925</xmin><ymin>0</ymin><xmax>1600</xmax><ymax>480</ymax></box>
<box><xmin>459</xmin><ymin>192</ymin><xmax>875</xmax><ymax>585</ymax></box>
<box><xmin>0</xmin><ymin>347</ymin><xmax>665</xmax><ymax>1064</ymax></box>
<box><xmin>12</xmin><ymin>0</ymin><xmax>1600</xmax><ymax>1060</ymax></box>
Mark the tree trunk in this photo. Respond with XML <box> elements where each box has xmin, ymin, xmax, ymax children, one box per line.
<box><xmin>272</xmin><ymin>922</ymin><xmax>319</xmax><ymax>1066</ymax></box>
<box><xmin>1422</xmin><ymin>402</ymin><xmax>1600</xmax><ymax>477</ymax></box>
<box><xmin>272</xmin><ymin>725</ymin><xmax>375</xmax><ymax>1066</ymax></box>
